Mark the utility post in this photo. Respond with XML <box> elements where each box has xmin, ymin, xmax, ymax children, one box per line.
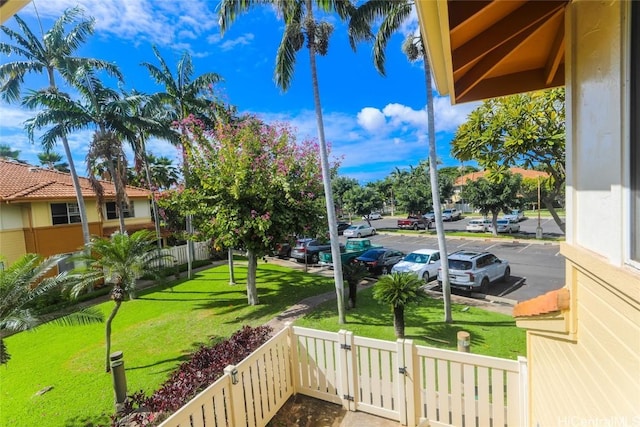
<box><xmin>536</xmin><ymin>176</ymin><xmax>543</xmax><ymax>239</ymax></box>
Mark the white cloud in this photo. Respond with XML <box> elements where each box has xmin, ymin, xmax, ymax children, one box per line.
<box><xmin>219</xmin><ymin>34</ymin><xmax>255</xmax><ymax>52</ymax></box>
<box><xmin>357</xmin><ymin>107</ymin><xmax>386</xmax><ymax>132</ymax></box>
<box><xmin>18</xmin><ymin>0</ymin><xmax>219</xmax><ymax>50</ymax></box>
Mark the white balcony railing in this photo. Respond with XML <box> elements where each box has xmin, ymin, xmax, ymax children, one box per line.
<box><xmin>159</xmin><ymin>324</ymin><xmax>527</xmax><ymax>427</ymax></box>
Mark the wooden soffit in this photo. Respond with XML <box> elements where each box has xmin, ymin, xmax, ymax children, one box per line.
<box><xmin>0</xmin><ymin>0</ymin><xmax>30</xmax><ymax>24</ymax></box>
<box><xmin>417</xmin><ymin>0</ymin><xmax>569</xmax><ymax>105</ymax></box>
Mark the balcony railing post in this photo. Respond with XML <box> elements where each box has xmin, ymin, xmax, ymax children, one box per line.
<box><xmin>224</xmin><ymin>364</ymin><xmax>243</xmax><ymax>426</ymax></box>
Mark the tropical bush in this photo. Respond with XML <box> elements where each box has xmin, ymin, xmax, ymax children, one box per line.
<box><xmin>113</xmin><ymin>325</ymin><xmax>273</xmax><ymax>426</ymax></box>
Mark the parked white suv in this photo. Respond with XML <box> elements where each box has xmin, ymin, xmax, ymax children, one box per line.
<box><xmin>391</xmin><ymin>249</ymin><xmax>441</xmax><ymax>282</ymax></box>
<box><xmin>442</xmin><ymin>208</ymin><xmax>461</xmax><ymax>221</ymax></box>
<box><xmin>503</xmin><ymin>209</ymin><xmax>525</xmax><ymax>222</ymax></box>
<box><xmin>437</xmin><ymin>250</ymin><xmax>510</xmax><ymax>293</ymax></box>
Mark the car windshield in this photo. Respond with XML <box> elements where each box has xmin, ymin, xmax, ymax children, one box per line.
<box><xmin>449</xmin><ymin>260</ymin><xmax>473</xmax><ymax>270</ymax></box>
<box><xmin>404</xmin><ymin>253</ymin><xmax>428</xmax><ymax>264</ymax></box>
<box><xmin>361</xmin><ymin>249</ymin><xmax>384</xmax><ymax>258</ymax></box>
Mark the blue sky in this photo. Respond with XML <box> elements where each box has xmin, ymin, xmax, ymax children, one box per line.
<box><xmin>0</xmin><ymin>0</ymin><xmax>480</xmax><ymax>183</ymax></box>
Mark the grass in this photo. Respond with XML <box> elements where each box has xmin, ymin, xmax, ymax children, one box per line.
<box><xmin>381</xmin><ymin>227</ymin><xmax>564</xmax><ymax>242</ymax></box>
<box><xmin>294</xmin><ymin>286</ymin><xmax>526</xmax><ymax>360</ymax></box>
<box><xmin>0</xmin><ymin>260</ymin><xmax>336</xmax><ymax>427</ymax></box>
<box><xmin>1</xmin><ymin>260</ymin><xmax>526</xmax><ymax>427</ymax></box>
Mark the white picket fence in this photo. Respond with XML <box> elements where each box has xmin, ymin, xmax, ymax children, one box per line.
<box><xmin>151</xmin><ymin>241</ymin><xmax>212</xmax><ymax>268</ymax></box>
<box><xmin>159</xmin><ymin>324</ymin><xmax>527</xmax><ymax>427</ymax></box>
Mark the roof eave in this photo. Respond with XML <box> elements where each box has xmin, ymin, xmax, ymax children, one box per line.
<box><xmin>0</xmin><ymin>0</ymin><xmax>31</xmax><ymax>24</ymax></box>
<box><xmin>416</xmin><ymin>0</ymin><xmax>455</xmax><ymax>102</ymax></box>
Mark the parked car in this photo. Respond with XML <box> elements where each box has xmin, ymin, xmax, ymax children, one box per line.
<box><xmin>363</xmin><ymin>212</ymin><xmax>383</xmax><ymax>220</ymax></box>
<box><xmin>290</xmin><ymin>238</ymin><xmax>342</xmax><ymax>264</ymax></box>
<box><xmin>343</xmin><ymin>223</ymin><xmax>376</xmax><ymax>238</ymax></box>
<box><xmin>422</xmin><ymin>211</ymin><xmax>436</xmax><ymax>222</ymax></box>
<box><xmin>466</xmin><ymin>218</ymin><xmax>492</xmax><ymax>232</ymax></box>
<box><xmin>354</xmin><ymin>248</ymin><xmax>405</xmax><ymax>275</ymax></box>
<box><xmin>391</xmin><ymin>248</ymin><xmax>442</xmax><ymax>282</ymax></box>
<box><xmin>503</xmin><ymin>209</ymin><xmax>525</xmax><ymax>222</ymax></box>
<box><xmin>397</xmin><ymin>215</ymin><xmax>432</xmax><ymax>230</ymax></box>
<box><xmin>488</xmin><ymin>218</ymin><xmax>521</xmax><ymax>233</ymax></box>
<box><xmin>437</xmin><ymin>250</ymin><xmax>510</xmax><ymax>293</ymax></box>
<box><xmin>336</xmin><ymin>222</ymin><xmax>351</xmax><ymax>235</ymax></box>
<box><xmin>442</xmin><ymin>208</ymin><xmax>461</xmax><ymax>221</ymax></box>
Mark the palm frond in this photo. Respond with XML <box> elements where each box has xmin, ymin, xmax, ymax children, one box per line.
<box><xmin>217</xmin><ymin>0</ymin><xmax>259</xmax><ymax>34</ymax></box>
<box><xmin>275</xmin><ymin>23</ymin><xmax>302</xmax><ymax>92</ymax></box>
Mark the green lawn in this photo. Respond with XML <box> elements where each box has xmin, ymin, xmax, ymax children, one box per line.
<box><xmin>0</xmin><ymin>261</ymin><xmax>336</xmax><ymax>427</ymax></box>
<box><xmin>1</xmin><ymin>261</ymin><xmax>525</xmax><ymax>427</ymax></box>
<box><xmin>295</xmin><ymin>286</ymin><xmax>525</xmax><ymax>360</ymax></box>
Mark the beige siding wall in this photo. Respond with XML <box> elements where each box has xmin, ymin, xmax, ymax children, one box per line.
<box><xmin>529</xmin><ymin>247</ymin><xmax>640</xmax><ymax>425</ymax></box>
<box><xmin>31</xmin><ymin>200</ymin><xmax>102</xmax><ymax>227</ymax></box>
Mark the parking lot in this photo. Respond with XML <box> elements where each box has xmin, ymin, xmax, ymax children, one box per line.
<box><xmin>335</xmin><ymin>215</ymin><xmax>566</xmax><ymax>303</ymax></box>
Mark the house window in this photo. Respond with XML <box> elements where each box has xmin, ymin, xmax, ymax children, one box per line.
<box><xmin>51</xmin><ymin>203</ymin><xmax>81</xmax><ymax>225</ymax></box>
<box><xmin>105</xmin><ymin>201</ymin><xmax>134</xmax><ymax>220</ymax></box>
<box><xmin>632</xmin><ymin>2</ymin><xmax>639</xmax><ymax>262</ymax></box>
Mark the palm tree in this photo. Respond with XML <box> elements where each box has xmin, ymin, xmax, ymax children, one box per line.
<box><xmin>0</xmin><ymin>144</ymin><xmax>22</xmax><ymax>161</ymax></box>
<box><xmin>350</xmin><ymin>0</ymin><xmax>453</xmax><ymax>322</ymax></box>
<box><xmin>0</xmin><ymin>8</ymin><xmax>122</xmax><ymax>246</ymax></box>
<box><xmin>69</xmin><ymin>230</ymin><xmax>174</xmax><ymax>372</ymax></box>
<box><xmin>372</xmin><ymin>272</ymin><xmax>426</xmax><ymax>339</ymax></box>
<box><xmin>37</xmin><ymin>149</ymin><xmax>69</xmax><ymax>172</ymax></box>
<box><xmin>0</xmin><ymin>253</ymin><xmax>103</xmax><ymax>365</ymax></box>
<box><xmin>219</xmin><ymin>0</ymin><xmax>356</xmax><ymax>324</ymax></box>
<box><xmin>342</xmin><ymin>262</ymin><xmax>369</xmax><ymax>309</ymax></box>
<box><xmin>23</xmin><ymin>65</ymin><xmax>140</xmax><ymax>234</ymax></box>
<box><xmin>141</xmin><ymin>46</ymin><xmax>223</xmax><ymax>278</ymax></box>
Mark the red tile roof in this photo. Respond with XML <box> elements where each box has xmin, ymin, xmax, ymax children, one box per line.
<box><xmin>513</xmin><ymin>288</ymin><xmax>570</xmax><ymax>317</ymax></box>
<box><xmin>454</xmin><ymin>167</ymin><xmax>549</xmax><ymax>186</ymax></box>
<box><xmin>0</xmin><ymin>159</ymin><xmax>150</xmax><ymax>202</ymax></box>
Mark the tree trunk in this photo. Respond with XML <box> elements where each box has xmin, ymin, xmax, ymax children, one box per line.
<box><xmin>228</xmin><ymin>248</ymin><xmax>236</xmax><ymax>285</ymax></box>
<box><xmin>306</xmin><ymin>1</ymin><xmax>346</xmax><ymax>324</ymax></box>
<box><xmin>140</xmin><ymin>139</ymin><xmax>163</xmax><ymax>249</ymax></box>
<box><xmin>47</xmin><ymin>72</ymin><xmax>91</xmax><ymax>246</ymax></box>
<box><xmin>246</xmin><ymin>249</ymin><xmax>259</xmax><ymax>305</ymax></box>
<box><xmin>423</xmin><ymin>51</ymin><xmax>452</xmax><ymax>323</ymax></box>
<box><xmin>348</xmin><ymin>281</ymin><xmax>357</xmax><ymax>309</ymax></box>
<box><xmin>542</xmin><ymin>196</ymin><xmax>566</xmax><ymax>233</ymax></box>
<box><xmin>393</xmin><ymin>305</ymin><xmax>405</xmax><ymax>339</ymax></box>
<box><xmin>105</xmin><ymin>300</ymin><xmax>122</xmax><ymax>373</ymax></box>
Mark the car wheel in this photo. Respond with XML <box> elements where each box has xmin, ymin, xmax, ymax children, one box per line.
<box><xmin>413</xmin><ymin>224</ymin><xmax>419</xmax><ymax>230</ymax></box>
<box><xmin>480</xmin><ymin>278</ymin><xmax>490</xmax><ymax>294</ymax></box>
<box><xmin>503</xmin><ymin>267</ymin><xmax>511</xmax><ymax>283</ymax></box>
<box><xmin>381</xmin><ymin>266</ymin><xmax>390</xmax><ymax>275</ymax></box>
<box><xmin>357</xmin><ymin>233</ymin><xmax>362</xmax><ymax>238</ymax></box>
<box><xmin>310</xmin><ymin>253</ymin><xmax>319</xmax><ymax>264</ymax></box>
<box><xmin>371</xmin><ymin>229</ymin><xmax>376</xmax><ymax>235</ymax></box>
<box><xmin>422</xmin><ymin>271</ymin><xmax>430</xmax><ymax>283</ymax></box>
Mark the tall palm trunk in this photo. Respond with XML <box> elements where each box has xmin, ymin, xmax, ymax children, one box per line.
<box><xmin>140</xmin><ymin>138</ymin><xmax>163</xmax><ymax>249</ymax></box>
<box><xmin>423</xmin><ymin>53</ymin><xmax>452</xmax><ymax>323</ymax></box>
<box><xmin>104</xmin><ymin>297</ymin><xmax>122</xmax><ymax>373</ymax></box>
<box><xmin>393</xmin><ymin>305</ymin><xmax>405</xmax><ymax>338</ymax></box>
<box><xmin>306</xmin><ymin>0</ymin><xmax>346</xmax><ymax>324</ymax></box>
<box><xmin>48</xmin><ymin>73</ymin><xmax>91</xmax><ymax>245</ymax></box>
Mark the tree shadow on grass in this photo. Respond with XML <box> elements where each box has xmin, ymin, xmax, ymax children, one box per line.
<box><xmin>64</xmin><ymin>414</ymin><xmax>110</xmax><ymax>427</ymax></box>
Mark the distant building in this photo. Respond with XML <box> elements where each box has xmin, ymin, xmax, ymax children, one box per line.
<box><xmin>0</xmin><ymin>159</ymin><xmax>155</xmax><ymax>268</ymax></box>
<box><xmin>452</xmin><ymin>167</ymin><xmax>549</xmax><ymax>203</ymax></box>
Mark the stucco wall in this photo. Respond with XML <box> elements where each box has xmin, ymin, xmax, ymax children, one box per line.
<box><xmin>566</xmin><ymin>0</ymin><xmax>628</xmax><ymax>266</ymax></box>
<box><xmin>0</xmin><ymin>204</ymin><xmax>24</xmax><ymax>230</ymax></box>
<box><xmin>0</xmin><ymin>230</ymin><xmax>28</xmax><ymax>265</ymax></box>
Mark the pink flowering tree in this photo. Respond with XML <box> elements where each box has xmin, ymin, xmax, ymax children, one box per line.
<box><xmin>161</xmin><ymin>115</ymin><xmax>331</xmax><ymax>305</ymax></box>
